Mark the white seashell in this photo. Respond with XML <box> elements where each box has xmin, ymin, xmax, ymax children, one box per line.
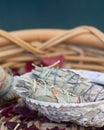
<box><xmin>13</xmin><ymin>69</ymin><xmax>104</xmax><ymax>127</ymax></box>
<box><xmin>24</xmin><ymin>96</ymin><xmax>104</xmax><ymax>127</ymax></box>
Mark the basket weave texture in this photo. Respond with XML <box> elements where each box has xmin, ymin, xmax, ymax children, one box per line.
<box><xmin>0</xmin><ymin>25</ymin><xmax>104</xmax><ymax>72</ymax></box>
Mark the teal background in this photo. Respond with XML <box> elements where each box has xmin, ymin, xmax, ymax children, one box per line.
<box><xmin>0</xmin><ymin>0</ymin><xmax>104</xmax><ymax>31</ymax></box>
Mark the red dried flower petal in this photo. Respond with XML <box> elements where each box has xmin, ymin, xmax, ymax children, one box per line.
<box><xmin>13</xmin><ymin>106</ymin><xmax>38</xmax><ymax>120</ymax></box>
<box><xmin>0</xmin><ymin>98</ymin><xmax>17</xmax><ymax>108</ymax></box>
<box><xmin>25</xmin><ymin>125</ymin><xmax>40</xmax><ymax>130</ymax></box>
<box><xmin>12</xmin><ymin>68</ymin><xmax>19</xmax><ymax>75</ymax></box>
<box><xmin>39</xmin><ymin>116</ymin><xmax>49</xmax><ymax>123</ymax></box>
<box><xmin>18</xmin><ymin>115</ymin><xmax>27</xmax><ymax>120</ymax></box>
<box><xmin>13</xmin><ymin>106</ymin><xmax>31</xmax><ymax>115</ymax></box>
<box><xmin>5</xmin><ymin>122</ymin><xmax>27</xmax><ymax>130</ymax></box>
<box><xmin>25</xmin><ymin>61</ymin><xmax>34</xmax><ymax>73</ymax></box>
<box><xmin>47</xmin><ymin>126</ymin><xmax>65</xmax><ymax>130</ymax></box>
<box><xmin>5</xmin><ymin>122</ymin><xmax>18</xmax><ymax>129</ymax></box>
<box><xmin>41</xmin><ymin>55</ymin><xmax>64</xmax><ymax>67</ymax></box>
<box><xmin>0</xmin><ymin>105</ymin><xmax>14</xmax><ymax>118</ymax></box>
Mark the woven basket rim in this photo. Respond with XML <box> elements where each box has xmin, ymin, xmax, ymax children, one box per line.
<box><xmin>0</xmin><ymin>25</ymin><xmax>104</xmax><ymax>72</ymax></box>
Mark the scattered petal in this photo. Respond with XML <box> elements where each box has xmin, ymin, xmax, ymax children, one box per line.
<box><xmin>5</xmin><ymin>121</ymin><xmax>27</xmax><ymax>130</ymax></box>
<box><xmin>46</xmin><ymin>126</ymin><xmax>65</xmax><ymax>130</ymax></box>
<box><xmin>13</xmin><ymin>106</ymin><xmax>38</xmax><ymax>120</ymax></box>
<box><xmin>34</xmin><ymin>121</ymin><xmax>41</xmax><ymax>130</ymax></box>
<box><xmin>41</xmin><ymin>55</ymin><xmax>64</xmax><ymax>67</ymax></box>
<box><xmin>39</xmin><ymin>116</ymin><xmax>49</xmax><ymax>123</ymax></box>
<box><xmin>25</xmin><ymin>61</ymin><xmax>34</xmax><ymax>73</ymax></box>
<box><xmin>25</xmin><ymin>125</ymin><xmax>40</xmax><ymax>130</ymax></box>
<box><xmin>5</xmin><ymin>122</ymin><xmax>18</xmax><ymax>130</ymax></box>
<box><xmin>12</xmin><ymin>68</ymin><xmax>19</xmax><ymax>75</ymax></box>
<box><xmin>0</xmin><ymin>105</ymin><xmax>14</xmax><ymax>118</ymax></box>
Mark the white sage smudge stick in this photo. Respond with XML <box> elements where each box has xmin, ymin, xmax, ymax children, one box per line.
<box><xmin>0</xmin><ymin>67</ymin><xmax>17</xmax><ymax>104</ymax></box>
<box><xmin>14</xmin><ymin>61</ymin><xmax>104</xmax><ymax>104</ymax></box>
<box><xmin>33</xmin><ymin>66</ymin><xmax>104</xmax><ymax>102</ymax></box>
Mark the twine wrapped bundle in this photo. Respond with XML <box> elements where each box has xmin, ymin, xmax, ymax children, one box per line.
<box><xmin>0</xmin><ymin>67</ymin><xmax>16</xmax><ymax>105</ymax></box>
<box><xmin>14</xmin><ymin>65</ymin><xmax>104</xmax><ymax>104</ymax></box>
<box><xmin>31</xmin><ymin>66</ymin><xmax>104</xmax><ymax>103</ymax></box>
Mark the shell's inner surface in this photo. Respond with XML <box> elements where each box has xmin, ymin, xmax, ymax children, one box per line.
<box><xmin>13</xmin><ymin>65</ymin><xmax>104</xmax><ymax>104</ymax></box>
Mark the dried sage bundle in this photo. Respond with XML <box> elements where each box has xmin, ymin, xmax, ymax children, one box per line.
<box><xmin>14</xmin><ymin>65</ymin><xmax>104</xmax><ymax>104</ymax></box>
<box><xmin>0</xmin><ymin>67</ymin><xmax>17</xmax><ymax>102</ymax></box>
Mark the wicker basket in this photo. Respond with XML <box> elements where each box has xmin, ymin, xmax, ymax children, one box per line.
<box><xmin>0</xmin><ymin>25</ymin><xmax>104</xmax><ymax>72</ymax></box>
<box><xmin>1</xmin><ymin>25</ymin><xmax>104</xmax><ymax>130</ymax></box>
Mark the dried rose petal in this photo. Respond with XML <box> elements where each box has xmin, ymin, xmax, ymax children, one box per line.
<box><xmin>97</xmin><ymin>127</ymin><xmax>104</xmax><ymax>130</ymax></box>
<box><xmin>18</xmin><ymin>115</ymin><xmax>27</xmax><ymax>121</ymax></box>
<box><xmin>25</xmin><ymin>125</ymin><xmax>40</xmax><ymax>130</ymax></box>
<box><xmin>0</xmin><ymin>98</ymin><xmax>17</xmax><ymax>108</ymax></box>
<box><xmin>13</xmin><ymin>106</ymin><xmax>38</xmax><ymax>120</ymax></box>
<box><xmin>5</xmin><ymin>121</ymin><xmax>27</xmax><ymax>130</ymax></box>
<box><xmin>41</xmin><ymin>55</ymin><xmax>64</xmax><ymax>67</ymax></box>
<box><xmin>5</xmin><ymin>122</ymin><xmax>18</xmax><ymax>129</ymax></box>
<box><xmin>25</xmin><ymin>61</ymin><xmax>34</xmax><ymax>73</ymax></box>
<box><xmin>17</xmin><ymin>122</ymin><xmax>27</xmax><ymax>130</ymax></box>
<box><xmin>39</xmin><ymin>116</ymin><xmax>49</xmax><ymax>123</ymax></box>
<box><xmin>0</xmin><ymin>105</ymin><xmax>14</xmax><ymax>118</ymax></box>
<box><xmin>13</xmin><ymin>106</ymin><xmax>31</xmax><ymax>115</ymax></box>
<box><xmin>12</xmin><ymin>68</ymin><xmax>19</xmax><ymax>75</ymax></box>
<box><xmin>46</xmin><ymin>126</ymin><xmax>65</xmax><ymax>130</ymax></box>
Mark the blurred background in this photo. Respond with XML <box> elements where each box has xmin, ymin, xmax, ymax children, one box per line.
<box><xmin>0</xmin><ymin>0</ymin><xmax>104</xmax><ymax>31</ymax></box>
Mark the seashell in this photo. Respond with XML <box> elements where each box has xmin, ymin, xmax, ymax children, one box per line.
<box><xmin>13</xmin><ymin>67</ymin><xmax>104</xmax><ymax>127</ymax></box>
